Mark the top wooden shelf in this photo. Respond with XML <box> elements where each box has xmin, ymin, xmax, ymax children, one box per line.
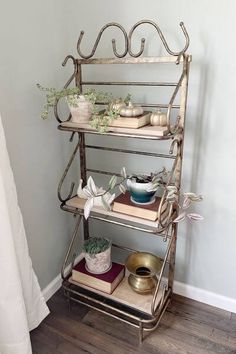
<box><xmin>58</xmin><ymin>122</ymin><xmax>173</xmax><ymax>140</ymax></box>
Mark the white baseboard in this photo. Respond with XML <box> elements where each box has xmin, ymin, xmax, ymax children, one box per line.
<box><xmin>42</xmin><ymin>272</ymin><xmax>62</xmax><ymax>302</ymax></box>
<box><xmin>42</xmin><ymin>260</ymin><xmax>236</xmax><ymax>314</ymax></box>
<box><xmin>42</xmin><ymin>254</ymin><xmax>83</xmax><ymax>302</ymax></box>
<box><xmin>173</xmin><ymin>280</ymin><xmax>236</xmax><ymax>313</ymax></box>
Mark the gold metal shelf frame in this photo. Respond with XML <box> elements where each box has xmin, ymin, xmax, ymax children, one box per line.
<box><xmin>54</xmin><ymin>19</ymin><xmax>191</xmax><ymax>342</ymax></box>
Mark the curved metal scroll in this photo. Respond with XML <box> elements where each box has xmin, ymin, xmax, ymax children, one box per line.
<box><xmin>76</xmin><ymin>20</ymin><xmax>189</xmax><ymax>59</ymax></box>
<box><xmin>166</xmin><ymin>55</ymin><xmax>188</xmax><ymax>135</ymax></box>
<box><xmin>54</xmin><ymin>55</ymin><xmax>77</xmax><ymax>123</ymax></box>
<box><xmin>77</xmin><ymin>23</ymin><xmax>128</xmax><ymax>59</ymax></box>
<box><xmin>57</xmin><ymin>132</ymin><xmax>80</xmax><ymax>203</ymax></box>
<box><xmin>157</xmin><ymin>138</ymin><xmax>181</xmax><ymax>230</ymax></box>
<box><xmin>128</xmin><ymin>20</ymin><xmax>189</xmax><ymax>57</ymax></box>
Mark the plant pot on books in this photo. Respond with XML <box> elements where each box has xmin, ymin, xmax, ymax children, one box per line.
<box><xmin>83</xmin><ymin>237</ymin><xmax>112</xmax><ymax>274</ymax></box>
<box><xmin>126</xmin><ymin>175</ymin><xmax>157</xmax><ymax>205</ymax></box>
<box><xmin>67</xmin><ymin>95</ymin><xmax>93</xmax><ymax>123</ymax></box>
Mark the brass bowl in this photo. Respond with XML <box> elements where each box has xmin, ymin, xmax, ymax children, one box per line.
<box><xmin>125</xmin><ymin>252</ymin><xmax>163</xmax><ymax>294</ymax></box>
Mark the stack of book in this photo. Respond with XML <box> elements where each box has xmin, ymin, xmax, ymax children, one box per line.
<box><xmin>71</xmin><ymin>258</ymin><xmax>125</xmax><ymax>294</ymax></box>
<box><xmin>112</xmin><ymin>192</ymin><xmax>168</xmax><ymax>221</ymax></box>
<box><xmin>107</xmin><ymin>112</ymin><xmax>151</xmax><ymax>128</ymax></box>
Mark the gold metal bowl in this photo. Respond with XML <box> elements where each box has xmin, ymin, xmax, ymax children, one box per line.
<box><xmin>125</xmin><ymin>252</ymin><xmax>163</xmax><ymax>294</ymax></box>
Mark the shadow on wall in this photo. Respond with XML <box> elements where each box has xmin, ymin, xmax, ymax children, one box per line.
<box><xmin>182</xmin><ymin>35</ymin><xmax>210</xmax><ymax>283</ymax></box>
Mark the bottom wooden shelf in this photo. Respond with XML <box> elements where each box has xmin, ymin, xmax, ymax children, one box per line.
<box><xmin>62</xmin><ymin>274</ymin><xmax>170</xmax><ymax>330</ymax></box>
<box><xmin>69</xmin><ymin>276</ymin><xmax>163</xmax><ymax>315</ymax></box>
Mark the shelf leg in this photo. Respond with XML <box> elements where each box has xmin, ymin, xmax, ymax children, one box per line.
<box><xmin>68</xmin><ymin>295</ymin><xmax>71</xmax><ymax>313</ymax></box>
<box><xmin>138</xmin><ymin>321</ymin><xmax>143</xmax><ymax>344</ymax></box>
<box><xmin>79</xmin><ymin>132</ymin><xmax>89</xmax><ymax>240</ymax></box>
<box><xmin>61</xmin><ymin>215</ymin><xmax>82</xmax><ymax>280</ymax></box>
<box><xmin>168</xmin><ymin>224</ymin><xmax>177</xmax><ymax>292</ymax></box>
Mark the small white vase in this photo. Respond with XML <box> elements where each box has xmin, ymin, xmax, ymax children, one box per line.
<box><xmin>84</xmin><ymin>245</ymin><xmax>111</xmax><ymax>274</ymax></box>
<box><xmin>68</xmin><ymin>95</ymin><xmax>93</xmax><ymax>123</ymax></box>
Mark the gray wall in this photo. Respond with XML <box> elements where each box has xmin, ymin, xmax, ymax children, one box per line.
<box><xmin>67</xmin><ymin>0</ymin><xmax>236</xmax><ymax>300</ymax></box>
<box><xmin>1</xmin><ymin>0</ymin><xmax>236</xmax><ymax>301</ymax></box>
<box><xmin>0</xmin><ymin>0</ymin><xmax>79</xmax><ymax>289</ymax></box>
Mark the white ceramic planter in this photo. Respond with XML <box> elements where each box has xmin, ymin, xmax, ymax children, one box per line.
<box><xmin>84</xmin><ymin>245</ymin><xmax>111</xmax><ymax>274</ymax></box>
<box><xmin>127</xmin><ymin>178</ymin><xmax>156</xmax><ymax>204</ymax></box>
<box><xmin>68</xmin><ymin>95</ymin><xmax>93</xmax><ymax>123</ymax></box>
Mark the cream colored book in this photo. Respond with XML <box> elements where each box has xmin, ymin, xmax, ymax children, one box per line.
<box><xmin>107</xmin><ymin>112</ymin><xmax>151</xmax><ymax>128</ymax></box>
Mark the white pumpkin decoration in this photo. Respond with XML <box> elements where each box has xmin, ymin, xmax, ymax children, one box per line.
<box><xmin>150</xmin><ymin>110</ymin><xmax>167</xmax><ymax>126</ymax></box>
<box><xmin>120</xmin><ymin>102</ymin><xmax>144</xmax><ymax>117</ymax></box>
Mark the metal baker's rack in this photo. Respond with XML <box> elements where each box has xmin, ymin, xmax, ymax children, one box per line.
<box><xmin>54</xmin><ymin>20</ymin><xmax>191</xmax><ymax>342</ymax></box>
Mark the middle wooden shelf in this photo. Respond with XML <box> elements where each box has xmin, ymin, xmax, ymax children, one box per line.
<box><xmin>61</xmin><ymin>196</ymin><xmax>175</xmax><ymax>236</ymax></box>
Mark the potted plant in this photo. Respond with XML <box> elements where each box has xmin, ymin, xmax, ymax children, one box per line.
<box><xmin>37</xmin><ymin>85</ymin><xmax>134</xmax><ymax>132</ymax></box>
<box><xmin>37</xmin><ymin>84</ymin><xmax>118</xmax><ymax>127</ymax></box>
<box><xmin>126</xmin><ymin>172</ymin><xmax>165</xmax><ymax>205</ymax></box>
<box><xmin>77</xmin><ymin>167</ymin><xmax>203</xmax><ymax>223</ymax></box>
<box><xmin>83</xmin><ymin>237</ymin><xmax>112</xmax><ymax>274</ymax></box>
<box><xmin>77</xmin><ymin>168</ymin><xmax>167</xmax><ymax>218</ymax></box>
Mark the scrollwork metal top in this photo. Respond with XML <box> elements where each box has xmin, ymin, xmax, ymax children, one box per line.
<box><xmin>77</xmin><ymin>20</ymin><xmax>190</xmax><ymax>59</ymax></box>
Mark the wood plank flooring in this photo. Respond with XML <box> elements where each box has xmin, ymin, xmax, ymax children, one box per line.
<box><xmin>31</xmin><ymin>289</ymin><xmax>236</xmax><ymax>354</ymax></box>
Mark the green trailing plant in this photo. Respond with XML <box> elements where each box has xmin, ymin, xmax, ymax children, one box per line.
<box><xmin>37</xmin><ymin>84</ymin><xmax>113</xmax><ymax>120</ymax></box>
<box><xmin>37</xmin><ymin>84</ymin><xmax>132</xmax><ymax>133</ymax></box>
<box><xmin>165</xmin><ymin>187</ymin><xmax>204</xmax><ymax>223</ymax></box>
<box><xmin>90</xmin><ymin>108</ymin><xmax>119</xmax><ymax>133</ymax></box>
<box><xmin>37</xmin><ymin>84</ymin><xmax>79</xmax><ymax>119</ymax></box>
<box><xmin>108</xmin><ymin>167</ymin><xmax>169</xmax><ymax>194</ymax></box>
<box><xmin>89</xmin><ymin>93</ymin><xmax>132</xmax><ymax>133</ymax></box>
<box><xmin>83</xmin><ymin>237</ymin><xmax>111</xmax><ymax>255</ymax></box>
<box><xmin>123</xmin><ymin>93</ymin><xmax>131</xmax><ymax>104</ymax></box>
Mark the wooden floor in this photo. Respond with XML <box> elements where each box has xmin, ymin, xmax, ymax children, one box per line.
<box><xmin>31</xmin><ymin>288</ymin><xmax>236</xmax><ymax>354</ymax></box>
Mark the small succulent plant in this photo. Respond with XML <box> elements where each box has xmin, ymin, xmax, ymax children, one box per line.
<box><xmin>83</xmin><ymin>237</ymin><xmax>111</xmax><ymax>255</ymax></box>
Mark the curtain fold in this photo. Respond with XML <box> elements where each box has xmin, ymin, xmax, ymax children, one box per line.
<box><xmin>0</xmin><ymin>115</ymin><xmax>49</xmax><ymax>354</ymax></box>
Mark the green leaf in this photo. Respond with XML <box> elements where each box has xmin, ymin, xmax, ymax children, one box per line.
<box><xmin>101</xmin><ymin>195</ymin><xmax>111</xmax><ymax>211</ymax></box>
<box><xmin>108</xmin><ymin>175</ymin><xmax>117</xmax><ymax>190</ymax></box>
<box><xmin>119</xmin><ymin>184</ymin><xmax>126</xmax><ymax>194</ymax></box>
<box><xmin>87</xmin><ymin>176</ymin><xmax>97</xmax><ymax>196</ymax></box>
<box><xmin>120</xmin><ymin>167</ymin><xmax>127</xmax><ymax>178</ymax></box>
<box><xmin>183</xmin><ymin>192</ymin><xmax>203</xmax><ymax>202</ymax></box>
<box><xmin>84</xmin><ymin>197</ymin><xmax>94</xmax><ymax>219</ymax></box>
<box><xmin>183</xmin><ymin>196</ymin><xmax>191</xmax><ymax>209</ymax></box>
<box><xmin>173</xmin><ymin>212</ymin><xmax>186</xmax><ymax>223</ymax></box>
<box><xmin>187</xmin><ymin>213</ymin><xmax>204</xmax><ymax>221</ymax></box>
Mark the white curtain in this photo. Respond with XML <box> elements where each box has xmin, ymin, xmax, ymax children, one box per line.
<box><xmin>0</xmin><ymin>116</ymin><xmax>49</xmax><ymax>354</ymax></box>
